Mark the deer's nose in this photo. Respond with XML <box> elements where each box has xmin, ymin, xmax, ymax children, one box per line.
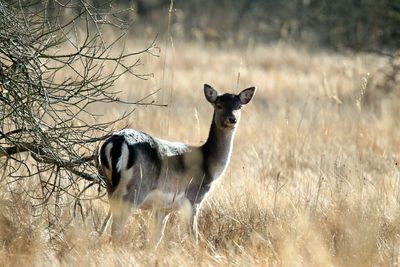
<box><xmin>228</xmin><ymin>117</ymin><xmax>237</xmax><ymax>124</ymax></box>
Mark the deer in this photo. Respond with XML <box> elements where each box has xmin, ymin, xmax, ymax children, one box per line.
<box><xmin>98</xmin><ymin>84</ymin><xmax>256</xmax><ymax>244</ymax></box>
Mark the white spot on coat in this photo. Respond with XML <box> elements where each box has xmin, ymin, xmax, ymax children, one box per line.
<box><xmin>116</xmin><ymin>142</ymin><xmax>129</xmax><ymax>172</ymax></box>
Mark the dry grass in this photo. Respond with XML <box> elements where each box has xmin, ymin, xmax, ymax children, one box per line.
<box><xmin>1</xmin><ymin>40</ymin><xmax>399</xmax><ymax>266</ymax></box>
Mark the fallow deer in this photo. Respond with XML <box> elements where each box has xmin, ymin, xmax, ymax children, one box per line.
<box><xmin>98</xmin><ymin>84</ymin><xmax>256</xmax><ymax>244</ymax></box>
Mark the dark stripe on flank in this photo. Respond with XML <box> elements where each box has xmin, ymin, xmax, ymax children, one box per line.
<box><xmin>110</xmin><ymin>135</ymin><xmax>125</xmax><ymax>190</ymax></box>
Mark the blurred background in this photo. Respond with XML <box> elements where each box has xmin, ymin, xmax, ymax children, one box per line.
<box><xmin>39</xmin><ymin>0</ymin><xmax>400</xmax><ymax>51</ymax></box>
<box><xmin>102</xmin><ymin>0</ymin><xmax>399</xmax><ymax>51</ymax></box>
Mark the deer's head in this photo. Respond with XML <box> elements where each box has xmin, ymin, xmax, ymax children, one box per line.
<box><xmin>204</xmin><ymin>84</ymin><xmax>256</xmax><ymax>130</ymax></box>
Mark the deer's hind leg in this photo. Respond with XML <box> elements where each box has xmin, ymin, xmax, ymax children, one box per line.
<box><xmin>109</xmin><ymin>197</ymin><xmax>131</xmax><ymax>242</ymax></box>
<box><xmin>109</xmin><ymin>163</ymin><xmax>147</xmax><ymax>242</ymax></box>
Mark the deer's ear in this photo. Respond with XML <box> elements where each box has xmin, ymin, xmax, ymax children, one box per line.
<box><xmin>204</xmin><ymin>84</ymin><xmax>218</xmax><ymax>103</ymax></box>
<box><xmin>238</xmin><ymin>87</ymin><xmax>256</xmax><ymax>105</ymax></box>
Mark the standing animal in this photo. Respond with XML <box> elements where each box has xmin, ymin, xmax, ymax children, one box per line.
<box><xmin>98</xmin><ymin>84</ymin><xmax>256</xmax><ymax>243</ymax></box>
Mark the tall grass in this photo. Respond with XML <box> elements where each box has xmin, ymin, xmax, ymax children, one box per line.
<box><xmin>1</xmin><ymin>40</ymin><xmax>399</xmax><ymax>266</ymax></box>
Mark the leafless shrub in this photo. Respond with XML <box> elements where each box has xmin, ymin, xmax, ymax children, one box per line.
<box><xmin>0</xmin><ymin>0</ymin><xmax>160</xmax><ymax>232</ymax></box>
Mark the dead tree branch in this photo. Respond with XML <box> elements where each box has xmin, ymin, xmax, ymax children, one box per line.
<box><xmin>0</xmin><ymin>0</ymin><xmax>160</xmax><ymax>230</ymax></box>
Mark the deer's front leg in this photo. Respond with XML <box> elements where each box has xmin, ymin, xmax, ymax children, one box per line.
<box><xmin>185</xmin><ymin>185</ymin><xmax>210</xmax><ymax>243</ymax></box>
<box><xmin>177</xmin><ymin>197</ymin><xmax>195</xmax><ymax>240</ymax></box>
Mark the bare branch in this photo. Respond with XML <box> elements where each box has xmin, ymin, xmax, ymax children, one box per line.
<box><xmin>0</xmin><ymin>0</ymin><xmax>160</xmax><ymax>235</ymax></box>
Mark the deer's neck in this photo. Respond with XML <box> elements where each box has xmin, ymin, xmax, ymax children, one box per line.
<box><xmin>201</xmin><ymin>113</ymin><xmax>236</xmax><ymax>181</ymax></box>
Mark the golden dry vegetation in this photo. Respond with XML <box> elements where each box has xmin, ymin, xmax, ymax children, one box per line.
<box><xmin>1</xmin><ymin>38</ymin><xmax>399</xmax><ymax>266</ymax></box>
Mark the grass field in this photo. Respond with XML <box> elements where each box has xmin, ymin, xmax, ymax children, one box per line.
<box><xmin>1</xmin><ymin>39</ymin><xmax>399</xmax><ymax>266</ymax></box>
